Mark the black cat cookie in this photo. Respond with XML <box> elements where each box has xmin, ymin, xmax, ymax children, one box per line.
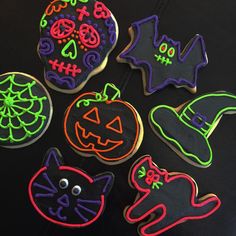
<box><xmin>149</xmin><ymin>91</ymin><xmax>236</xmax><ymax>168</ymax></box>
<box><xmin>117</xmin><ymin>15</ymin><xmax>208</xmax><ymax>95</ymax></box>
<box><xmin>0</xmin><ymin>72</ymin><xmax>52</xmax><ymax>148</ymax></box>
<box><xmin>125</xmin><ymin>155</ymin><xmax>221</xmax><ymax>236</ymax></box>
<box><xmin>28</xmin><ymin>148</ymin><xmax>114</xmax><ymax>227</ymax></box>
<box><xmin>38</xmin><ymin>0</ymin><xmax>119</xmax><ymax>93</ymax></box>
<box><xmin>64</xmin><ymin>83</ymin><xmax>144</xmax><ymax>165</ymax></box>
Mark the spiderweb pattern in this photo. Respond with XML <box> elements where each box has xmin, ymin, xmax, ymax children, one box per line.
<box><xmin>0</xmin><ymin>74</ymin><xmax>48</xmax><ymax>143</ymax></box>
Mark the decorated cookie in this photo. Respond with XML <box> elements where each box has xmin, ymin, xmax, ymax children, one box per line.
<box><xmin>149</xmin><ymin>91</ymin><xmax>236</xmax><ymax>168</ymax></box>
<box><xmin>117</xmin><ymin>15</ymin><xmax>208</xmax><ymax>95</ymax></box>
<box><xmin>0</xmin><ymin>72</ymin><xmax>52</xmax><ymax>148</ymax></box>
<box><xmin>125</xmin><ymin>155</ymin><xmax>221</xmax><ymax>236</ymax></box>
<box><xmin>38</xmin><ymin>0</ymin><xmax>119</xmax><ymax>94</ymax></box>
<box><xmin>64</xmin><ymin>83</ymin><xmax>143</xmax><ymax>165</ymax></box>
<box><xmin>28</xmin><ymin>148</ymin><xmax>114</xmax><ymax>227</ymax></box>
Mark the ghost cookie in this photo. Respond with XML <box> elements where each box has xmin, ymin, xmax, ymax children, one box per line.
<box><xmin>38</xmin><ymin>0</ymin><xmax>119</xmax><ymax>94</ymax></box>
<box><xmin>149</xmin><ymin>91</ymin><xmax>236</xmax><ymax>168</ymax></box>
<box><xmin>64</xmin><ymin>83</ymin><xmax>144</xmax><ymax>165</ymax></box>
<box><xmin>0</xmin><ymin>72</ymin><xmax>52</xmax><ymax>148</ymax></box>
<box><xmin>28</xmin><ymin>148</ymin><xmax>114</xmax><ymax>228</ymax></box>
<box><xmin>117</xmin><ymin>15</ymin><xmax>208</xmax><ymax>95</ymax></box>
<box><xmin>125</xmin><ymin>155</ymin><xmax>221</xmax><ymax>236</ymax></box>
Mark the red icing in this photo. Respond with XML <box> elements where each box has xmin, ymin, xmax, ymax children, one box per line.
<box><xmin>79</xmin><ymin>24</ymin><xmax>100</xmax><ymax>49</ymax></box>
<box><xmin>50</xmin><ymin>19</ymin><xmax>75</xmax><ymax>39</ymax></box>
<box><xmin>93</xmin><ymin>2</ymin><xmax>111</xmax><ymax>19</ymax></box>
<box><xmin>76</xmin><ymin>6</ymin><xmax>90</xmax><ymax>21</ymax></box>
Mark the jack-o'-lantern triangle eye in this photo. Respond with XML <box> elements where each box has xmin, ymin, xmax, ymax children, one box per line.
<box><xmin>83</xmin><ymin>107</ymin><xmax>100</xmax><ymax>124</ymax></box>
<box><xmin>106</xmin><ymin>116</ymin><xmax>123</xmax><ymax>134</ymax></box>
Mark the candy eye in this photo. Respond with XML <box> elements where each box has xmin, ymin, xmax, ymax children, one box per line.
<box><xmin>72</xmin><ymin>185</ymin><xmax>82</xmax><ymax>196</ymax></box>
<box><xmin>159</xmin><ymin>43</ymin><xmax>168</xmax><ymax>53</ymax></box>
<box><xmin>59</xmin><ymin>178</ymin><xmax>69</xmax><ymax>189</ymax></box>
<box><xmin>167</xmin><ymin>47</ymin><xmax>175</xmax><ymax>58</ymax></box>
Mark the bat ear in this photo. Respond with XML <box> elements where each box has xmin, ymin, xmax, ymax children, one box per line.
<box><xmin>93</xmin><ymin>172</ymin><xmax>114</xmax><ymax>196</ymax></box>
<box><xmin>43</xmin><ymin>148</ymin><xmax>64</xmax><ymax>169</ymax></box>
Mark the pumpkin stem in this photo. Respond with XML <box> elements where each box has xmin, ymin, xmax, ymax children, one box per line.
<box><xmin>102</xmin><ymin>83</ymin><xmax>121</xmax><ymax>101</ymax></box>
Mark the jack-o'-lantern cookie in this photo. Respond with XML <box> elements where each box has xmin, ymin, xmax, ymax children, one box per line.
<box><xmin>125</xmin><ymin>155</ymin><xmax>221</xmax><ymax>235</ymax></box>
<box><xmin>64</xmin><ymin>83</ymin><xmax>144</xmax><ymax>165</ymax></box>
<box><xmin>0</xmin><ymin>72</ymin><xmax>52</xmax><ymax>148</ymax></box>
<box><xmin>38</xmin><ymin>0</ymin><xmax>119</xmax><ymax>93</ymax></box>
<box><xmin>117</xmin><ymin>15</ymin><xmax>208</xmax><ymax>95</ymax></box>
<box><xmin>149</xmin><ymin>91</ymin><xmax>236</xmax><ymax>168</ymax></box>
<box><xmin>28</xmin><ymin>148</ymin><xmax>114</xmax><ymax>227</ymax></box>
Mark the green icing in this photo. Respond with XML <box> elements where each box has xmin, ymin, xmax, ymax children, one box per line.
<box><xmin>62</xmin><ymin>0</ymin><xmax>88</xmax><ymax>6</ymax></box>
<box><xmin>40</xmin><ymin>14</ymin><xmax>47</xmax><ymax>29</ymax></box>
<box><xmin>0</xmin><ymin>74</ymin><xmax>48</xmax><ymax>144</ymax></box>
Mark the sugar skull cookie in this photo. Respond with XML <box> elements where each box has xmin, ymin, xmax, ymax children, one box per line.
<box><xmin>28</xmin><ymin>148</ymin><xmax>114</xmax><ymax>227</ymax></box>
<box><xmin>64</xmin><ymin>83</ymin><xmax>144</xmax><ymax>165</ymax></box>
<box><xmin>38</xmin><ymin>0</ymin><xmax>119</xmax><ymax>93</ymax></box>
<box><xmin>0</xmin><ymin>72</ymin><xmax>52</xmax><ymax>148</ymax></box>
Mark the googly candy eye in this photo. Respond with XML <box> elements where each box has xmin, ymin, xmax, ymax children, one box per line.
<box><xmin>59</xmin><ymin>178</ymin><xmax>69</xmax><ymax>189</ymax></box>
<box><xmin>72</xmin><ymin>185</ymin><xmax>82</xmax><ymax>196</ymax></box>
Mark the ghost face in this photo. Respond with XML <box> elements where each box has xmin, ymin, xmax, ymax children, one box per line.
<box><xmin>38</xmin><ymin>0</ymin><xmax>118</xmax><ymax>92</ymax></box>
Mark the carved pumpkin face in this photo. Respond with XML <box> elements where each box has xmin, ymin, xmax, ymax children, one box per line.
<box><xmin>64</xmin><ymin>84</ymin><xmax>143</xmax><ymax>164</ymax></box>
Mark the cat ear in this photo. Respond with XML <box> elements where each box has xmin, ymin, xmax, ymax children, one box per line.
<box><xmin>42</xmin><ymin>148</ymin><xmax>64</xmax><ymax>169</ymax></box>
<box><xmin>93</xmin><ymin>172</ymin><xmax>114</xmax><ymax>196</ymax></box>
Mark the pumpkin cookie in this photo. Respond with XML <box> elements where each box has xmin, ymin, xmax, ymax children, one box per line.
<box><xmin>0</xmin><ymin>72</ymin><xmax>52</xmax><ymax>148</ymax></box>
<box><xmin>64</xmin><ymin>83</ymin><xmax>144</xmax><ymax>165</ymax></box>
<box><xmin>38</xmin><ymin>0</ymin><xmax>119</xmax><ymax>94</ymax></box>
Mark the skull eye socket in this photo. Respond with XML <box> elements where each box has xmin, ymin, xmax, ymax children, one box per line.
<box><xmin>167</xmin><ymin>47</ymin><xmax>175</xmax><ymax>58</ymax></box>
<box><xmin>106</xmin><ymin>116</ymin><xmax>123</xmax><ymax>134</ymax></box>
<box><xmin>159</xmin><ymin>43</ymin><xmax>168</xmax><ymax>53</ymax></box>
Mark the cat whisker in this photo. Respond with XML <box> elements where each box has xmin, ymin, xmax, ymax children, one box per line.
<box><xmin>74</xmin><ymin>207</ymin><xmax>88</xmax><ymax>222</ymax></box>
<box><xmin>35</xmin><ymin>193</ymin><xmax>54</xmax><ymax>198</ymax></box>
<box><xmin>77</xmin><ymin>199</ymin><xmax>101</xmax><ymax>205</ymax></box>
<box><xmin>33</xmin><ymin>182</ymin><xmax>57</xmax><ymax>194</ymax></box>
<box><xmin>76</xmin><ymin>204</ymin><xmax>97</xmax><ymax>216</ymax></box>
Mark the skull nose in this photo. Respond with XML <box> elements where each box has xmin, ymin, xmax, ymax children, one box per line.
<box><xmin>57</xmin><ymin>194</ymin><xmax>70</xmax><ymax>208</ymax></box>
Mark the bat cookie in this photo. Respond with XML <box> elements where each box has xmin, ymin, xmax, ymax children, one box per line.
<box><xmin>64</xmin><ymin>83</ymin><xmax>144</xmax><ymax>165</ymax></box>
<box><xmin>125</xmin><ymin>155</ymin><xmax>221</xmax><ymax>236</ymax></box>
<box><xmin>0</xmin><ymin>72</ymin><xmax>52</xmax><ymax>148</ymax></box>
<box><xmin>117</xmin><ymin>15</ymin><xmax>208</xmax><ymax>95</ymax></box>
<box><xmin>38</xmin><ymin>0</ymin><xmax>119</xmax><ymax>93</ymax></box>
<box><xmin>28</xmin><ymin>148</ymin><xmax>114</xmax><ymax>228</ymax></box>
<box><xmin>150</xmin><ymin>91</ymin><xmax>236</xmax><ymax>168</ymax></box>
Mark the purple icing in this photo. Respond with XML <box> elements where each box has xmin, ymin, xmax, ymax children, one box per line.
<box><xmin>105</xmin><ymin>17</ymin><xmax>117</xmax><ymax>45</ymax></box>
<box><xmin>46</xmin><ymin>71</ymin><xmax>75</xmax><ymax>89</ymax></box>
<box><xmin>119</xmin><ymin>15</ymin><xmax>208</xmax><ymax>94</ymax></box>
<box><xmin>83</xmin><ymin>51</ymin><xmax>101</xmax><ymax>70</ymax></box>
<box><xmin>191</xmin><ymin>112</ymin><xmax>207</xmax><ymax>129</ymax></box>
<box><xmin>39</xmin><ymin>38</ymin><xmax>54</xmax><ymax>56</ymax></box>
<box><xmin>94</xmin><ymin>174</ymin><xmax>113</xmax><ymax>194</ymax></box>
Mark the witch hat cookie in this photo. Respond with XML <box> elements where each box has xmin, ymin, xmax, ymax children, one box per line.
<box><xmin>117</xmin><ymin>15</ymin><xmax>208</xmax><ymax>95</ymax></box>
<box><xmin>64</xmin><ymin>83</ymin><xmax>144</xmax><ymax>165</ymax></box>
<box><xmin>0</xmin><ymin>72</ymin><xmax>52</xmax><ymax>148</ymax></box>
<box><xmin>28</xmin><ymin>148</ymin><xmax>114</xmax><ymax>228</ymax></box>
<box><xmin>38</xmin><ymin>0</ymin><xmax>119</xmax><ymax>94</ymax></box>
<box><xmin>124</xmin><ymin>155</ymin><xmax>221</xmax><ymax>236</ymax></box>
<box><xmin>149</xmin><ymin>91</ymin><xmax>236</xmax><ymax>168</ymax></box>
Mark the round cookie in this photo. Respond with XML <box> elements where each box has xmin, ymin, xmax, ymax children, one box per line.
<box><xmin>38</xmin><ymin>0</ymin><xmax>119</xmax><ymax>94</ymax></box>
<box><xmin>28</xmin><ymin>148</ymin><xmax>114</xmax><ymax>228</ymax></box>
<box><xmin>0</xmin><ymin>72</ymin><xmax>52</xmax><ymax>148</ymax></box>
<box><xmin>64</xmin><ymin>83</ymin><xmax>144</xmax><ymax>165</ymax></box>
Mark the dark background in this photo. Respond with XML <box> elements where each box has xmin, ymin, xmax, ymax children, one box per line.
<box><xmin>1</xmin><ymin>0</ymin><xmax>236</xmax><ymax>235</ymax></box>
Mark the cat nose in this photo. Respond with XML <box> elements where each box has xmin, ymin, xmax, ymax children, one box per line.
<box><xmin>57</xmin><ymin>194</ymin><xmax>70</xmax><ymax>208</ymax></box>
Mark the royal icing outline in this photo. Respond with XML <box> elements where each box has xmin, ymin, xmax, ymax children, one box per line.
<box><xmin>28</xmin><ymin>148</ymin><xmax>114</xmax><ymax>228</ymax></box>
<box><xmin>118</xmin><ymin>15</ymin><xmax>208</xmax><ymax>95</ymax></box>
<box><xmin>150</xmin><ymin>91</ymin><xmax>236</xmax><ymax>167</ymax></box>
<box><xmin>125</xmin><ymin>155</ymin><xmax>221</xmax><ymax>235</ymax></box>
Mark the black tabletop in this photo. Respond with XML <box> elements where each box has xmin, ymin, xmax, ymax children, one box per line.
<box><xmin>1</xmin><ymin>0</ymin><xmax>236</xmax><ymax>235</ymax></box>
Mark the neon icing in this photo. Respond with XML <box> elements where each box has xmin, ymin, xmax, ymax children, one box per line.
<box><xmin>39</xmin><ymin>0</ymin><xmax>118</xmax><ymax>93</ymax></box>
<box><xmin>0</xmin><ymin>73</ymin><xmax>52</xmax><ymax>148</ymax></box>
<box><xmin>150</xmin><ymin>91</ymin><xmax>236</xmax><ymax>167</ymax></box>
<box><xmin>118</xmin><ymin>15</ymin><xmax>208</xmax><ymax>95</ymax></box>
<box><xmin>125</xmin><ymin>155</ymin><xmax>221</xmax><ymax>235</ymax></box>
<box><xmin>28</xmin><ymin>148</ymin><xmax>114</xmax><ymax>228</ymax></box>
<box><xmin>64</xmin><ymin>83</ymin><xmax>143</xmax><ymax>164</ymax></box>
